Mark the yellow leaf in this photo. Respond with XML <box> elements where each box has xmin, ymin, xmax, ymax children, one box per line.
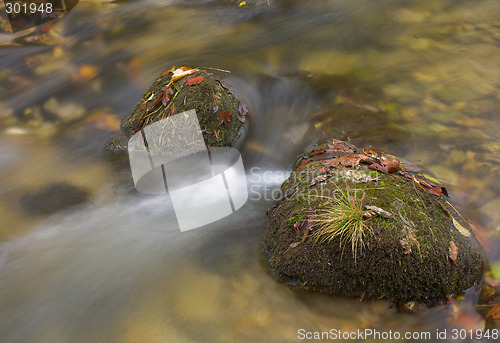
<box><xmin>78</xmin><ymin>65</ymin><xmax>99</xmax><ymax>80</ymax></box>
<box><xmin>239</xmin><ymin>1</ymin><xmax>246</xmax><ymax>6</ymax></box>
<box><xmin>453</xmin><ymin>217</ymin><xmax>470</xmax><ymax>237</ymax></box>
<box><xmin>418</xmin><ymin>173</ymin><xmax>440</xmax><ymax>184</ymax></box>
<box><xmin>171</xmin><ymin>67</ymin><xmax>199</xmax><ymax>82</ymax></box>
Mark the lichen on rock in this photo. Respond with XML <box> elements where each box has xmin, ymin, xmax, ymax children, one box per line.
<box><xmin>261</xmin><ymin>140</ymin><xmax>483</xmax><ymax>305</ymax></box>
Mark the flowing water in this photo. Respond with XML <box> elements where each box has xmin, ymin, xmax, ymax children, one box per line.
<box><xmin>1</xmin><ymin>0</ymin><xmax>500</xmax><ymax>342</ymax></box>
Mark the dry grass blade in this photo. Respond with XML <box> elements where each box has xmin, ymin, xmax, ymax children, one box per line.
<box><xmin>311</xmin><ymin>186</ymin><xmax>371</xmax><ymax>262</ymax></box>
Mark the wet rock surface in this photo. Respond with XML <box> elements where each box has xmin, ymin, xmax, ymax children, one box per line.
<box><xmin>261</xmin><ymin>140</ymin><xmax>483</xmax><ymax>304</ymax></box>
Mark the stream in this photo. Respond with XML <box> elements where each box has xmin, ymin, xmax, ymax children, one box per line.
<box><xmin>1</xmin><ymin>0</ymin><xmax>500</xmax><ymax>342</ymax></box>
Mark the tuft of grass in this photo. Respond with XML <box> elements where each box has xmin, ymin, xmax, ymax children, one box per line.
<box><xmin>311</xmin><ymin>185</ymin><xmax>371</xmax><ymax>262</ymax></box>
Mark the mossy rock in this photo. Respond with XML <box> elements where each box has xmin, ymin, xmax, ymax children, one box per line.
<box><xmin>261</xmin><ymin>141</ymin><xmax>483</xmax><ymax>305</ymax></box>
<box><xmin>104</xmin><ymin>68</ymin><xmax>248</xmax><ymax>164</ymax></box>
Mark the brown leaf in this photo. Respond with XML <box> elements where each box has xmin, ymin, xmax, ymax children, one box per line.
<box><xmin>161</xmin><ymin>86</ymin><xmax>174</xmax><ymax>106</ymax></box>
<box><xmin>308</xmin><ymin>148</ymin><xmax>326</xmax><ymax>157</ymax></box>
<box><xmin>318</xmin><ymin>166</ymin><xmax>330</xmax><ymax>174</ymax></box>
<box><xmin>297</xmin><ymin>159</ymin><xmax>310</xmax><ymax>170</ymax></box>
<box><xmin>381</xmin><ymin>158</ymin><xmax>401</xmax><ymax>172</ymax></box>
<box><xmin>237</xmin><ymin>102</ymin><xmax>248</xmax><ymax>123</ymax></box>
<box><xmin>369</xmin><ymin>158</ymin><xmax>402</xmax><ymax>174</ymax></box>
<box><xmin>323</xmin><ymin>154</ymin><xmax>374</xmax><ymax>168</ymax></box>
<box><xmin>449</xmin><ymin>241</ymin><xmax>458</xmax><ymax>265</ymax></box>
<box><xmin>217</xmin><ymin>111</ymin><xmax>232</xmax><ymax>127</ymax></box>
<box><xmin>486</xmin><ymin>304</ymin><xmax>500</xmax><ymax>319</ymax></box>
<box><xmin>330</xmin><ymin>139</ymin><xmax>357</xmax><ymax>153</ymax></box>
<box><xmin>400</xmin><ymin>238</ymin><xmax>411</xmax><ymax>254</ymax></box>
<box><xmin>185</xmin><ymin>75</ymin><xmax>204</xmax><ymax>86</ymax></box>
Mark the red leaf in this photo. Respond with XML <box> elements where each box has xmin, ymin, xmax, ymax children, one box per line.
<box><xmin>217</xmin><ymin>111</ymin><xmax>232</xmax><ymax>127</ymax></box>
<box><xmin>161</xmin><ymin>86</ymin><xmax>174</xmax><ymax>106</ymax></box>
<box><xmin>309</xmin><ymin>148</ymin><xmax>326</xmax><ymax>157</ymax></box>
<box><xmin>185</xmin><ymin>76</ymin><xmax>204</xmax><ymax>86</ymax></box>
<box><xmin>297</xmin><ymin>159</ymin><xmax>310</xmax><ymax>170</ymax></box>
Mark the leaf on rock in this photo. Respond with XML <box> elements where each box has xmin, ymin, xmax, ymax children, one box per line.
<box><xmin>297</xmin><ymin>159</ymin><xmax>310</xmax><ymax>170</ymax></box>
<box><xmin>217</xmin><ymin>111</ymin><xmax>232</xmax><ymax>127</ymax></box>
<box><xmin>309</xmin><ymin>148</ymin><xmax>326</xmax><ymax>157</ymax></box>
<box><xmin>237</xmin><ymin>102</ymin><xmax>248</xmax><ymax>123</ymax></box>
<box><xmin>323</xmin><ymin>154</ymin><xmax>374</xmax><ymax>168</ymax></box>
<box><xmin>185</xmin><ymin>76</ymin><xmax>204</xmax><ymax>86</ymax></box>
<box><xmin>364</xmin><ymin>205</ymin><xmax>394</xmax><ymax>218</ymax></box>
<box><xmin>369</xmin><ymin>158</ymin><xmax>401</xmax><ymax>174</ymax></box>
<box><xmin>318</xmin><ymin>166</ymin><xmax>330</xmax><ymax>174</ymax></box>
<box><xmin>449</xmin><ymin>240</ymin><xmax>458</xmax><ymax>265</ymax></box>
<box><xmin>171</xmin><ymin>67</ymin><xmax>199</xmax><ymax>82</ymax></box>
<box><xmin>453</xmin><ymin>217</ymin><xmax>471</xmax><ymax>237</ymax></box>
<box><xmin>161</xmin><ymin>86</ymin><xmax>174</xmax><ymax>106</ymax></box>
<box><xmin>309</xmin><ymin>174</ymin><xmax>328</xmax><ymax>187</ymax></box>
<box><xmin>400</xmin><ymin>238</ymin><xmax>411</xmax><ymax>254</ymax></box>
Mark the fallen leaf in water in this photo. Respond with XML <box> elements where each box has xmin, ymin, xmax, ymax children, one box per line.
<box><xmin>40</xmin><ymin>22</ymin><xmax>53</xmax><ymax>33</ymax></box>
<box><xmin>447</xmin><ymin>298</ymin><xmax>485</xmax><ymax>331</ymax></box>
<box><xmin>237</xmin><ymin>102</ymin><xmax>248</xmax><ymax>122</ymax></box>
<box><xmin>364</xmin><ymin>205</ymin><xmax>394</xmax><ymax>218</ymax></box>
<box><xmin>486</xmin><ymin>304</ymin><xmax>500</xmax><ymax>319</ymax></box>
<box><xmin>453</xmin><ymin>217</ymin><xmax>470</xmax><ymax>237</ymax></box>
<box><xmin>449</xmin><ymin>241</ymin><xmax>458</xmax><ymax>265</ymax></box>
<box><xmin>78</xmin><ymin>65</ymin><xmax>99</xmax><ymax>80</ymax></box>
<box><xmin>161</xmin><ymin>86</ymin><xmax>174</xmax><ymax>106</ymax></box>
<box><xmin>324</xmin><ymin>154</ymin><xmax>374</xmax><ymax>168</ymax></box>
<box><xmin>217</xmin><ymin>111</ymin><xmax>232</xmax><ymax>127</ymax></box>
<box><xmin>85</xmin><ymin>114</ymin><xmax>121</xmax><ymax>131</ymax></box>
<box><xmin>185</xmin><ymin>76</ymin><xmax>204</xmax><ymax>86</ymax></box>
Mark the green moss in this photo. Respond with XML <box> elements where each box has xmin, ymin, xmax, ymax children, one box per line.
<box><xmin>261</xmin><ymin>144</ymin><xmax>483</xmax><ymax>304</ymax></box>
<box><xmin>121</xmin><ymin>69</ymin><xmax>244</xmax><ymax>147</ymax></box>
